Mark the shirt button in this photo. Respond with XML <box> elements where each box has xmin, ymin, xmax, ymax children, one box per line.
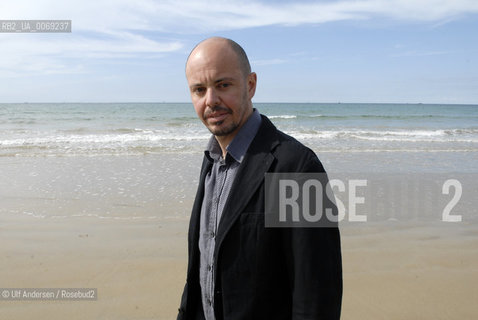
<box><xmin>210</xmin><ymin>231</ymin><xmax>215</xmax><ymax>238</ymax></box>
<box><xmin>208</xmin><ymin>299</ymin><xmax>212</xmax><ymax>306</ymax></box>
<box><xmin>208</xmin><ymin>265</ymin><xmax>212</xmax><ymax>271</ymax></box>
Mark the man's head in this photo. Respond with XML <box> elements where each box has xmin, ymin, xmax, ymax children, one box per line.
<box><xmin>185</xmin><ymin>37</ymin><xmax>257</xmax><ymax>143</ymax></box>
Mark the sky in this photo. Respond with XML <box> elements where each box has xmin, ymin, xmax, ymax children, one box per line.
<box><xmin>1</xmin><ymin>0</ymin><xmax>478</xmax><ymax>104</ymax></box>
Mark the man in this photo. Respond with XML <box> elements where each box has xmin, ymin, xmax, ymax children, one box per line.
<box><xmin>178</xmin><ymin>37</ymin><xmax>342</xmax><ymax>320</ymax></box>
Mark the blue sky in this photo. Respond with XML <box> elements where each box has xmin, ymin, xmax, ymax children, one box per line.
<box><xmin>1</xmin><ymin>0</ymin><xmax>478</xmax><ymax>104</ymax></box>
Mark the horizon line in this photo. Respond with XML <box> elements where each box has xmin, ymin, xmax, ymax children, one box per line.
<box><xmin>1</xmin><ymin>101</ymin><xmax>477</xmax><ymax>106</ymax></box>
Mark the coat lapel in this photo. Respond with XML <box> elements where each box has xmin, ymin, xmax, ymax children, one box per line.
<box><xmin>215</xmin><ymin>116</ymin><xmax>279</xmax><ymax>252</ymax></box>
<box><xmin>187</xmin><ymin>156</ymin><xmax>212</xmax><ymax>277</ymax></box>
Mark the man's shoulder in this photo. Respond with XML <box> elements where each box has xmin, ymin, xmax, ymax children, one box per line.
<box><xmin>257</xmin><ymin>115</ymin><xmax>325</xmax><ymax>172</ymax></box>
<box><xmin>274</xmin><ymin>129</ymin><xmax>320</xmax><ymax>161</ymax></box>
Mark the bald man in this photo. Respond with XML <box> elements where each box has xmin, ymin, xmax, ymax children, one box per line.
<box><xmin>178</xmin><ymin>37</ymin><xmax>342</xmax><ymax>320</ymax></box>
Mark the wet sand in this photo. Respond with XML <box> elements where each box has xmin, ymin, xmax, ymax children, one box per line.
<box><xmin>1</xmin><ymin>153</ymin><xmax>477</xmax><ymax>319</ymax></box>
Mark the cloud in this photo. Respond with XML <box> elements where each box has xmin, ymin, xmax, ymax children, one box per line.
<box><xmin>3</xmin><ymin>0</ymin><xmax>478</xmax><ymax>33</ymax></box>
<box><xmin>0</xmin><ymin>32</ymin><xmax>183</xmax><ymax>76</ymax></box>
<box><xmin>252</xmin><ymin>58</ymin><xmax>287</xmax><ymax>66</ymax></box>
<box><xmin>139</xmin><ymin>0</ymin><xmax>478</xmax><ymax>31</ymax></box>
<box><xmin>0</xmin><ymin>0</ymin><xmax>184</xmax><ymax>76</ymax></box>
<box><xmin>126</xmin><ymin>0</ymin><xmax>478</xmax><ymax>32</ymax></box>
<box><xmin>390</xmin><ymin>50</ymin><xmax>455</xmax><ymax>58</ymax></box>
<box><xmin>1</xmin><ymin>0</ymin><xmax>477</xmax><ymax>75</ymax></box>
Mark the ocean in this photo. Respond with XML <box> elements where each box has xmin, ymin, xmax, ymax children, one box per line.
<box><xmin>1</xmin><ymin>102</ymin><xmax>477</xmax><ymax>157</ymax></box>
<box><xmin>1</xmin><ymin>102</ymin><xmax>477</xmax><ymax>220</ymax></box>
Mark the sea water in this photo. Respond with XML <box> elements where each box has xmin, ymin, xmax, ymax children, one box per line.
<box><xmin>1</xmin><ymin>102</ymin><xmax>477</xmax><ymax>157</ymax></box>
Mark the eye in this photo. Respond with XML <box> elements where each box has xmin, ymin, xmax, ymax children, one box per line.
<box><xmin>218</xmin><ymin>82</ymin><xmax>231</xmax><ymax>89</ymax></box>
<box><xmin>193</xmin><ymin>87</ymin><xmax>206</xmax><ymax>95</ymax></box>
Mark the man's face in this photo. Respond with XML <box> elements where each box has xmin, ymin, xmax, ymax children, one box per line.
<box><xmin>186</xmin><ymin>40</ymin><xmax>256</xmax><ymax>138</ymax></box>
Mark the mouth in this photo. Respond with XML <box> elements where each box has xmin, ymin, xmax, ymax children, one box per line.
<box><xmin>208</xmin><ymin>111</ymin><xmax>229</xmax><ymax>123</ymax></box>
<box><xmin>205</xmin><ymin>107</ymin><xmax>231</xmax><ymax>124</ymax></box>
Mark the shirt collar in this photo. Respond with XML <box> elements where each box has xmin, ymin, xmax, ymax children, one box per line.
<box><xmin>204</xmin><ymin>108</ymin><xmax>262</xmax><ymax>164</ymax></box>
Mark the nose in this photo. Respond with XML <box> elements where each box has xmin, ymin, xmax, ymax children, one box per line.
<box><xmin>205</xmin><ymin>88</ymin><xmax>220</xmax><ymax>107</ymax></box>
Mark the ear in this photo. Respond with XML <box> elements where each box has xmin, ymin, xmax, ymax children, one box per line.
<box><xmin>247</xmin><ymin>72</ymin><xmax>257</xmax><ymax>99</ymax></box>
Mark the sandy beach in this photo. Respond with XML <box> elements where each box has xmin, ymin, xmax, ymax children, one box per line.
<box><xmin>1</xmin><ymin>151</ymin><xmax>477</xmax><ymax>319</ymax></box>
<box><xmin>341</xmin><ymin>222</ymin><xmax>478</xmax><ymax>319</ymax></box>
<box><xmin>2</xmin><ymin>213</ymin><xmax>477</xmax><ymax>319</ymax></box>
<box><xmin>0</xmin><ymin>214</ymin><xmax>188</xmax><ymax>319</ymax></box>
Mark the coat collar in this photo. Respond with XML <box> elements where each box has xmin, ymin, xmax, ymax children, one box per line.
<box><xmin>187</xmin><ymin>115</ymin><xmax>281</xmax><ymax>278</ymax></box>
<box><xmin>214</xmin><ymin>115</ymin><xmax>279</xmax><ymax>251</ymax></box>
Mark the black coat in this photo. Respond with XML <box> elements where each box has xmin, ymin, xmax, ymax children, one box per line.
<box><xmin>177</xmin><ymin>115</ymin><xmax>342</xmax><ymax>320</ymax></box>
